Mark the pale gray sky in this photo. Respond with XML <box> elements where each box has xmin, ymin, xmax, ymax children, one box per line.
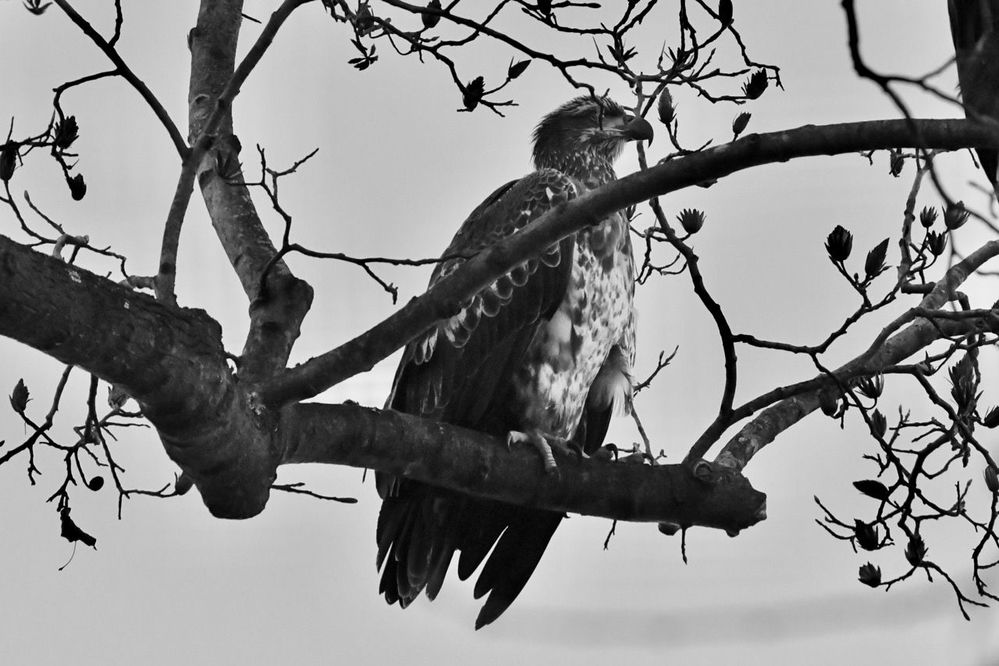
<box><xmin>1</xmin><ymin>1</ymin><xmax>998</xmax><ymax>664</ymax></box>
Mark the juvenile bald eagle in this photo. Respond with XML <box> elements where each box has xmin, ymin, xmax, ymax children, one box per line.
<box><xmin>376</xmin><ymin>96</ymin><xmax>652</xmax><ymax>628</ymax></box>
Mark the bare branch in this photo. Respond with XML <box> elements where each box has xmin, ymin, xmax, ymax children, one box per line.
<box><xmin>712</xmin><ymin>241</ymin><xmax>999</xmax><ymax>470</ymax></box>
<box><xmin>53</xmin><ymin>0</ymin><xmax>187</xmax><ymax>156</ymax></box>
<box><xmin>259</xmin><ymin>118</ymin><xmax>999</xmax><ymax>407</ymax></box>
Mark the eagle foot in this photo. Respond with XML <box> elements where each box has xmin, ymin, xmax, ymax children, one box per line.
<box><xmin>507</xmin><ymin>430</ymin><xmax>573</xmax><ymax>474</ymax></box>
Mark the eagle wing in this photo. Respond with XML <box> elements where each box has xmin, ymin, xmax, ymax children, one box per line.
<box><xmin>375</xmin><ymin>168</ymin><xmax>585</xmax><ymax>627</ymax></box>
<box><xmin>382</xmin><ymin>170</ymin><xmax>577</xmax><ymax>431</ymax></box>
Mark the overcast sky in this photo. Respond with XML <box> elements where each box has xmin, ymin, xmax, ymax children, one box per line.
<box><xmin>2</xmin><ymin>1</ymin><xmax>998</xmax><ymax>664</ymax></box>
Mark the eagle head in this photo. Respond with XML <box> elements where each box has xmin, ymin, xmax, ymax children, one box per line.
<box><xmin>531</xmin><ymin>95</ymin><xmax>654</xmax><ymax>172</ymax></box>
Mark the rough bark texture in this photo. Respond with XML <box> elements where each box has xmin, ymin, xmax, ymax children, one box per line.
<box><xmin>284</xmin><ymin>403</ymin><xmax>767</xmax><ymax>532</ymax></box>
<box><xmin>188</xmin><ymin>0</ymin><xmax>313</xmax><ymax>382</ymax></box>
<box><xmin>0</xmin><ymin>235</ymin><xmax>278</xmax><ymax>517</ymax></box>
<box><xmin>0</xmin><ymin>236</ymin><xmax>763</xmax><ymax>528</ymax></box>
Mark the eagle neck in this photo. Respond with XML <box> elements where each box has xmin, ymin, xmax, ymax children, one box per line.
<box><xmin>534</xmin><ymin>151</ymin><xmax>617</xmax><ymax>190</ymax></box>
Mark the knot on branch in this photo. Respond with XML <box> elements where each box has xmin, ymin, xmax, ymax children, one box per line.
<box><xmin>156</xmin><ymin>385</ymin><xmax>282</xmax><ymax>519</ymax></box>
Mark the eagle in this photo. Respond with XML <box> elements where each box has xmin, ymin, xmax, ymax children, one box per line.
<box><xmin>375</xmin><ymin>95</ymin><xmax>653</xmax><ymax>628</ymax></box>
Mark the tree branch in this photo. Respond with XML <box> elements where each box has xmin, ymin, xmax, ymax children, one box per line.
<box><xmin>0</xmin><ymin>233</ymin><xmax>764</xmax><ymax>530</ymax></box>
<box><xmin>281</xmin><ymin>402</ymin><xmax>766</xmax><ymax>532</ymax></box>
<box><xmin>259</xmin><ymin>118</ymin><xmax>999</xmax><ymax>407</ymax></box>
<box><xmin>713</xmin><ymin>241</ymin><xmax>999</xmax><ymax>470</ymax></box>
<box><xmin>184</xmin><ymin>0</ymin><xmax>316</xmax><ymax>384</ymax></box>
<box><xmin>53</xmin><ymin>0</ymin><xmax>188</xmax><ymax>157</ymax></box>
<box><xmin>0</xmin><ymin>233</ymin><xmax>278</xmax><ymax>517</ymax></box>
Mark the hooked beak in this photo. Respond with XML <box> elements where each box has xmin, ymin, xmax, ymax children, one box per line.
<box><xmin>621</xmin><ymin>115</ymin><xmax>654</xmax><ymax>143</ymax></box>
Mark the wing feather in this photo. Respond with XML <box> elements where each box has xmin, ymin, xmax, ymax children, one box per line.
<box><xmin>382</xmin><ymin>168</ymin><xmax>578</xmax><ymax>429</ymax></box>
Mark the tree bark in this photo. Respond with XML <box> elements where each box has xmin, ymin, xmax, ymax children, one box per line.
<box><xmin>0</xmin><ymin>234</ymin><xmax>277</xmax><ymax>517</ymax></box>
<box><xmin>284</xmin><ymin>403</ymin><xmax>767</xmax><ymax>533</ymax></box>
<box><xmin>188</xmin><ymin>0</ymin><xmax>314</xmax><ymax>382</ymax></box>
<box><xmin>0</xmin><ymin>234</ymin><xmax>765</xmax><ymax>529</ymax></box>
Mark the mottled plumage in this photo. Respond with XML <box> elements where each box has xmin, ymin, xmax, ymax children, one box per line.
<box><xmin>376</xmin><ymin>96</ymin><xmax>652</xmax><ymax>628</ymax></box>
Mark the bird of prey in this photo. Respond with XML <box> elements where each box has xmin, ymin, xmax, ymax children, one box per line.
<box><xmin>948</xmin><ymin>0</ymin><xmax>999</xmax><ymax>188</ymax></box>
<box><xmin>375</xmin><ymin>95</ymin><xmax>653</xmax><ymax>628</ymax></box>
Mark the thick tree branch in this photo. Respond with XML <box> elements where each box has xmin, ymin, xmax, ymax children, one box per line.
<box><xmin>282</xmin><ymin>403</ymin><xmax>766</xmax><ymax>533</ymax></box>
<box><xmin>0</xmin><ymin>234</ymin><xmax>278</xmax><ymax>517</ymax></box>
<box><xmin>0</xmin><ymin>233</ymin><xmax>764</xmax><ymax>530</ymax></box>
<box><xmin>259</xmin><ymin>118</ymin><xmax>999</xmax><ymax>407</ymax></box>
<box><xmin>188</xmin><ymin>0</ymin><xmax>315</xmax><ymax>381</ymax></box>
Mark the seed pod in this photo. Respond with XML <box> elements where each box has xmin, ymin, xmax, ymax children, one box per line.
<box><xmin>853</xmin><ymin>479</ymin><xmax>890</xmax><ymax>502</ymax></box>
<box><xmin>67</xmin><ymin>173</ymin><xmax>87</xmax><ymax>201</ymax></box>
<box><xmin>869</xmin><ymin>409</ymin><xmax>887</xmax><ymax>439</ymax></box>
<box><xmin>507</xmin><ymin>59</ymin><xmax>530</xmax><ymax>80</ymax></box>
<box><xmin>732</xmin><ymin>111</ymin><xmax>751</xmax><ymax>138</ymax></box>
<box><xmin>889</xmin><ymin>149</ymin><xmax>904</xmax><ymax>177</ymax></box>
<box><xmin>678</xmin><ymin>208</ymin><xmax>705</xmax><ymax>235</ymax></box>
<box><xmin>948</xmin><ymin>356</ymin><xmax>977</xmax><ymax>411</ymax></box>
<box><xmin>919</xmin><ymin>206</ymin><xmax>938</xmax><ymax>228</ymax></box>
<box><xmin>943</xmin><ymin>201</ymin><xmax>970</xmax><ymax>230</ymax></box>
<box><xmin>926</xmin><ymin>230</ymin><xmax>947</xmax><ymax>256</ymax></box>
<box><xmin>984</xmin><ymin>466</ymin><xmax>999</xmax><ymax>494</ymax></box>
<box><xmin>53</xmin><ymin>115</ymin><xmax>79</xmax><ymax>149</ymax></box>
<box><xmin>905</xmin><ymin>534</ymin><xmax>927</xmax><ymax>567</ymax></box>
<box><xmin>657</xmin><ymin>88</ymin><xmax>676</xmax><ymax>125</ymax></box>
<box><xmin>854</xmin><ymin>519</ymin><xmax>879</xmax><ymax>551</ymax></box>
<box><xmin>718</xmin><ymin>0</ymin><xmax>733</xmax><ymax>26</ymax></box>
<box><xmin>825</xmin><ymin>225</ymin><xmax>853</xmax><ymax>263</ymax></box>
<box><xmin>858</xmin><ymin>562</ymin><xmax>882</xmax><ymax>587</ymax></box>
<box><xmin>856</xmin><ymin>374</ymin><xmax>884</xmax><ymax>400</ymax></box>
<box><xmin>421</xmin><ymin>0</ymin><xmax>441</xmax><ymax>28</ymax></box>
<box><xmin>10</xmin><ymin>378</ymin><xmax>29</xmax><ymax>414</ymax></box>
<box><xmin>741</xmin><ymin>70</ymin><xmax>768</xmax><ymax>100</ymax></box>
<box><xmin>462</xmin><ymin>76</ymin><xmax>485</xmax><ymax>111</ymax></box>
<box><xmin>0</xmin><ymin>143</ymin><xmax>18</xmax><ymax>182</ymax></box>
<box><xmin>864</xmin><ymin>238</ymin><xmax>890</xmax><ymax>278</ymax></box>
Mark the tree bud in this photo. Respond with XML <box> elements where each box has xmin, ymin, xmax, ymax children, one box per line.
<box><xmin>825</xmin><ymin>225</ymin><xmax>853</xmax><ymax>263</ymax></box>
<box><xmin>858</xmin><ymin>562</ymin><xmax>881</xmax><ymax>587</ymax></box>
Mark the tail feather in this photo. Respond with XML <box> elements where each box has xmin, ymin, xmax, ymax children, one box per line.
<box><xmin>405</xmin><ymin>498</ymin><xmax>436</xmax><ymax>587</ymax></box>
<box><xmin>376</xmin><ymin>482</ymin><xmax>565</xmax><ymax>626</ymax></box>
<box><xmin>456</xmin><ymin>509</ymin><xmax>509</xmax><ymax>581</ymax></box>
<box><xmin>375</xmin><ymin>497</ymin><xmax>404</xmax><ymax>571</ymax></box>
<box><xmin>425</xmin><ymin>533</ymin><xmax>457</xmax><ymax>600</ymax></box>
<box><xmin>473</xmin><ymin>511</ymin><xmax>563</xmax><ymax>629</ymax></box>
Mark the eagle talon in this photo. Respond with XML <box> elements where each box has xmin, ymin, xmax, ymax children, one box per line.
<box><xmin>508</xmin><ymin>430</ymin><xmax>559</xmax><ymax>472</ymax></box>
